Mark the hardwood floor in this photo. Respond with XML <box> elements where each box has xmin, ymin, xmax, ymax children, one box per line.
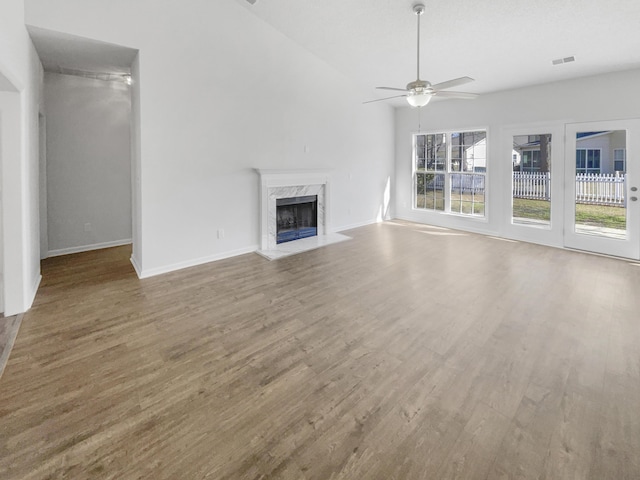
<box><xmin>1</xmin><ymin>221</ymin><xmax>639</xmax><ymax>479</ymax></box>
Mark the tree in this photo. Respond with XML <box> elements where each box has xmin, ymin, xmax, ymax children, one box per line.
<box><xmin>539</xmin><ymin>134</ymin><xmax>551</xmax><ymax>173</ymax></box>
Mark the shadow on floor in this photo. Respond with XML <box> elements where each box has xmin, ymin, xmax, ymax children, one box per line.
<box><xmin>0</xmin><ymin>314</ymin><xmax>23</xmax><ymax>380</ymax></box>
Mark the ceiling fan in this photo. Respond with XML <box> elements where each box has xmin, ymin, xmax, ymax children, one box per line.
<box><xmin>364</xmin><ymin>3</ymin><xmax>478</xmax><ymax>107</ymax></box>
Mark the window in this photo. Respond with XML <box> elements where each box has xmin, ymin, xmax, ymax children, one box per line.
<box><xmin>414</xmin><ymin>130</ymin><xmax>486</xmax><ymax>216</ymax></box>
<box><xmin>614</xmin><ymin>148</ymin><xmax>626</xmax><ymax>172</ymax></box>
<box><xmin>576</xmin><ymin>149</ymin><xmax>601</xmax><ymax>174</ymax></box>
<box><xmin>521</xmin><ymin>150</ymin><xmax>541</xmax><ymax>172</ymax></box>
<box><xmin>511</xmin><ymin>133</ymin><xmax>552</xmax><ymax>227</ymax></box>
<box><xmin>414</xmin><ymin>134</ymin><xmax>445</xmax><ymax>211</ymax></box>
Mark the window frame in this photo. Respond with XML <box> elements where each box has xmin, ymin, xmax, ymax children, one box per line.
<box><xmin>614</xmin><ymin>148</ymin><xmax>626</xmax><ymax>172</ymax></box>
<box><xmin>413</xmin><ymin>129</ymin><xmax>488</xmax><ymax>218</ymax></box>
<box><xmin>520</xmin><ymin>149</ymin><xmax>541</xmax><ymax>172</ymax></box>
<box><xmin>576</xmin><ymin>148</ymin><xmax>602</xmax><ymax>174</ymax></box>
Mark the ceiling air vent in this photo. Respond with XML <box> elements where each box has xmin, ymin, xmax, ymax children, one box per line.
<box><xmin>552</xmin><ymin>56</ymin><xmax>575</xmax><ymax>66</ymax></box>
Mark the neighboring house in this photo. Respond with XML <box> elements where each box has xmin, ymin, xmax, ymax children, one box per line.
<box><xmin>512</xmin><ymin>150</ymin><xmax>521</xmax><ymax>170</ymax></box>
<box><xmin>512</xmin><ymin>135</ymin><xmax>548</xmax><ymax>172</ymax></box>
<box><xmin>462</xmin><ymin>136</ymin><xmax>486</xmax><ymax>172</ymax></box>
<box><xmin>575</xmin><ymin>131</ymin><xmax>626</xmax><ymax>174</ymax></box>
<box><xmin>512</xmin><ymin>132</ymin><xmax>626</xmax><ymax>174</ymax></box>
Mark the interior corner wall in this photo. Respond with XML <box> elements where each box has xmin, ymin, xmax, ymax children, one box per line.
<box><xmin>129</xmin><ymin>53</ymin><xmax>142</xmax><ymax>274</ymax></box>
<box><xmin>0</xmin><ymin>92</ymin><xmax>22</xmax><ymax>315</ymax></box>
<box><xmin>44</xmin><ymin>72</ymin><xmax>132</xmax><ymax>256</ymax></box>
<box><xmin>25</xmin><ymin>0</ymin><xmax>395</xmax><ymax>277</ymax></box>
<box><xmin>0</xmin><ymin>0</ymin><xmax>43</xmax><ymax>315</ymax></box>
<box><xmin>394</xmin><ymin>68</ymin><xmax>640</xmax><ymax>246</ymax></box>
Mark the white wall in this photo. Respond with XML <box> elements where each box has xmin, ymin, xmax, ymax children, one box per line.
<box><xmin>395</xmin><ymin>68</ymin><xmax>640</xmax><ymax>248</ymax></box>
<box><xmin>0</xmin><ymin>0</ymin><xmax>43</xmax><ymax>315</ymax></box>
<box><xmin>129</xmin><ymin>53</ymin><xmax>142</xmax><ymax>273</ymax></box>
<box><xmin>44</xmin><ymin>72</ymin><xmax>132</xmax><ymax>256</ymax></box>
<box><xmin>38</xmin><ymin>112</ymin><xmax>47</xmax><ymax>258</ymax></box>
<box><xmin>25</xmin><ymin>0</ymin><xmax>395</xmax><ymax>277</ymax></box>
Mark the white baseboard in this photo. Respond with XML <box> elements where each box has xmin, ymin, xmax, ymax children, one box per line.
<box><xmin>130</xmin><ymin>254</ymin><xmax>143</xmax><ymax>278</ymax></box>
<box><xmin>47</xmin><ymin>239</ymin><xmax>132</xmax><ymax>258</ymax></box>
<box><xmin>135</xmin><ymin>244</ymin><xmax>260</xmax><ymax>279</ymax></box>
<box><xmin>334</xmin><ymin>217</ymin><xmax>384</xmax><ymax>233</ymax></box>
<box><xmin>26</xmin><ymin>274</ymin><xmax>42</xmax><ymax>312</ymax></box>
<box><xmin>2</xmin><ymin>273</ymin><xmax>41</xmax><ymax>317</ymax></box>
<box><xmin>0</xmin><ymin>313</ymin><xmax>24</xmax><ymax>379</ymax></box>
<box><xmin>394</xmin><ymin>214</ymin><xmax>493</xmax><ymax>237</ymax></box>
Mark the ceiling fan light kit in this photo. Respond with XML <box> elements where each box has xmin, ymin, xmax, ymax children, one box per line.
<box><xmin>406</xmin><ymin>91</ymin><xmax>432</xmax><ymax>107</ymax></box>
<box><xmin>364</xmin><ymin>3</ymin><xmax>478</xmax><ymax>107</ymax></box>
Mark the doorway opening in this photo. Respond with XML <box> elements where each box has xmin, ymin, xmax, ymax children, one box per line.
<box><xmin>28</xmin><ymin>27</ymin><xmax>140</xmax><ymax>267</ymax></box>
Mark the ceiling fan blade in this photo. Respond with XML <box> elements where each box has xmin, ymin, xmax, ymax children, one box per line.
<box><xmin>433</xmin><ymin>90</ymin><xmax>478</xmax><ymax>99</ymax></box>
<box><xmin>430</xmin><ymin>76</ymin><xmax>474</xmax><ymax>91</ymax></box>
<box><xmin>376</xmin><ymin>86</ymin><xmax>409</xmax><ymax>92</ymax></box>
<box><xmin>367</xmin><ymin>6</ymin><xmax>478</xmax><ymax>107</ymax></box>
<box><xmin>363</xmin><ymin>94</ymin><xmax>408</xmax><ymax>104</ymax></box>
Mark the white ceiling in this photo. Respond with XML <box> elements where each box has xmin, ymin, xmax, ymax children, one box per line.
<box><xmin>26</xmin><ymin>1</ymin><xmax>640</xmax><ymax>104</ymax></box>
<box><xmin>27</xmin><ymin>26</ymin><xmax>138</xmax><ymax>77</ymax></box>
<box><xmin>235</xmin><ymin>0</ymin><xmax>640</xmax><ymax>105</ymax></box>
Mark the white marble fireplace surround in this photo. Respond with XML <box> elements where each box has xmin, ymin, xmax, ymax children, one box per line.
<box><xmin>255</xmin><ymin>168</ymin><xmax>350</xmax><ymax>260</ymax></box>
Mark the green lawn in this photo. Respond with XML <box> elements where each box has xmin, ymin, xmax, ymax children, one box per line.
<box><xmin>415</xmin><ymin>192</ymin><xmax>485</xmax><ymax>215</ymax></box>
<box><xmin>415</xmin><ymin>195</ymin><xmax>625</xmax><ymax>230</ymax></box>
<box><xmin>513</xmin><ymin>198</ymin><xmax>626</xmax><ymax>230</ymax></box>
<box><xmin>512</xmin><ymin>198</ymin><xmax>550</xmax><ymax>222</ymax></box>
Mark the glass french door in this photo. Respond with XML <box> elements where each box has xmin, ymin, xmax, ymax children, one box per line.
<box><xmin>511</xmin><ymin>133</ymin><xmax>553</xmax><ymax>227</ymax></box>
<box><xmin>564</xmin><ymin>120</ymin><xmax>640</xmax><ymax>259</ymax></box>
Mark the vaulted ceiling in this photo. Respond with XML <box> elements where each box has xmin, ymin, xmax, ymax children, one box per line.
<box><xmin>235</xmin><ymin>0</ymin><xmax>640</xmax><ymax>105</ymax></box>
<box><xmin>28</xmin><ymin>26</ymin><xmax>137</xmax><ymax>78</ymax></box>
<box><xmin>27</xmin><ymin>1</ymin><xmax>640</xmax><ymax>107</ymax></box>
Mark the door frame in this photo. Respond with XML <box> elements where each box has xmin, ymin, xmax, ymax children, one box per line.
<box><xmin>500</xmin><ymin>123</ymin><xmax>565</xmax><ymax>247</ymax></box>
<box><xmin>563</xmin><ymin>119</ymin><xmax>640</xmax><ymax>260</ymax></box>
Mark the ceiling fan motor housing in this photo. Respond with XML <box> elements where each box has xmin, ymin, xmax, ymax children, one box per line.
<box><xmin>364</xmin><ymin>2</ymin><xmax>476</xmax><ymax>105</ymax></box>
<box><xmin>407</xmin><ymin>79</ymin><xmax>431</xmax><ymax>93</ymax></box>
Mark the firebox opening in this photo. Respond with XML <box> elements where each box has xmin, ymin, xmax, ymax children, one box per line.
<box><xmin>276</xmin><ymin>195</ymin><xmax>318</xmax><ymax>244</ymax></box>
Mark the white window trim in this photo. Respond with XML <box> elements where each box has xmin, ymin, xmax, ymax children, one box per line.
<box><xmin>413</xmin><ymin>129</ymin><xmax>488</xmax><ymax>218</ymax></box>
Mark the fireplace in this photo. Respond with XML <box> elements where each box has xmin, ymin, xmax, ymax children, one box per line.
<box><xmin>255</xmin><ymin>168</ymin><xmax>350</xmax><ymax>260</ymax></box>
<box><xmin>276</xmin><ymin>195</ymin><xmax>318</xmax><ymax>244</ymax></box>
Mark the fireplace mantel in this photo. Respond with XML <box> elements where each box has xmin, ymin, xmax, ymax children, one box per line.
<box><xmin>255</xmin><ymin>168</ymin><xmax>332</xmax><ymax>186</ymax></box>
<box><xmin>254</xmin><ymin>168</ymin><xmax>348</xmax><ymax>260</ymax></box>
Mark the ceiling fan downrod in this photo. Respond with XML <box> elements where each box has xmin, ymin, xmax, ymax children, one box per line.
<box><xmin>363</xmin><ymin>2</ymin><xmax>477</xmax><ymax>106</ymax></box>
<box><xmin>413</xmin><ymin>3</ymin><xmax>425</xmax><ymax>81</ymax></box>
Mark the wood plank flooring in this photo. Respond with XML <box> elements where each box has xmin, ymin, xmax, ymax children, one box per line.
<box><xmin>1</xmin><ymin>221</ymin><xmax>639</xmax><ymax>479</ymax></box>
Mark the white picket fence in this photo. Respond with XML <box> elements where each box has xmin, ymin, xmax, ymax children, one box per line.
<box><xmin>575</xmin><ymin>173</ymin><xmax>626</xmax><ymax>206</ymax></box>
<box><xmin>513</xmin><ymin>172</ymin><xmax>626</xmax><ymax>206</ymax></box>
<box><xmin>513</xmin><ymin>172</ymin><xmax>550</xmax><ymax>200</ymax></box>
<box><xmin>426</xmin><ymin>174</ymin><xmax>486</xmax><ymax>192</ymax></box>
